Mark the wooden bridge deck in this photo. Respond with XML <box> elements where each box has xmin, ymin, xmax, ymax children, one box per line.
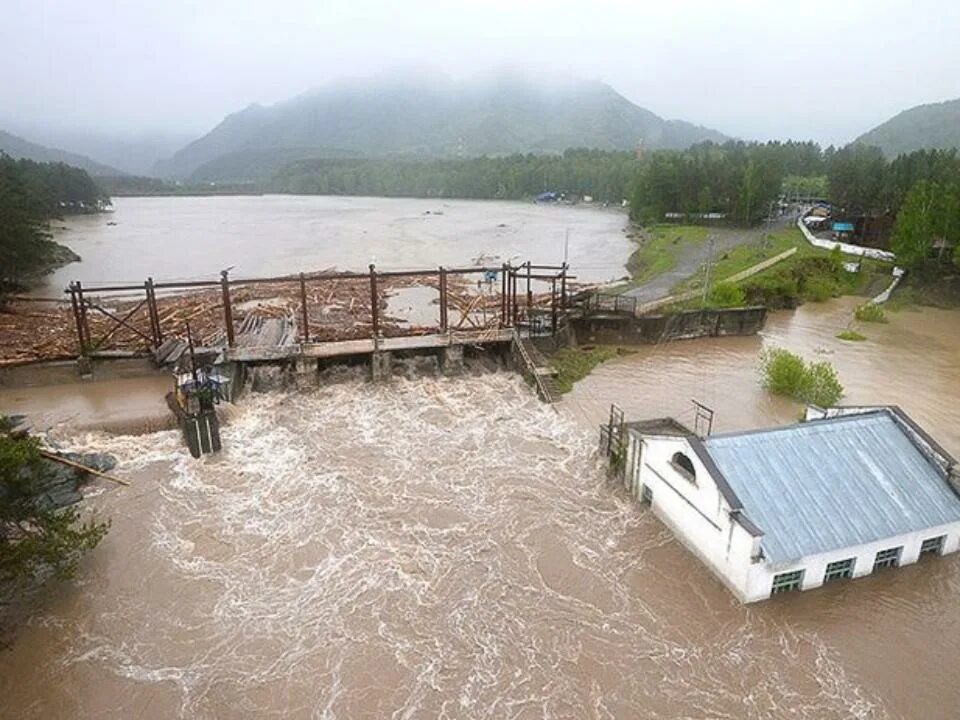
<box><xmin>226</xmin><ymin>328</ymin><xmax>516</xmax><ymax>362</ymax></box>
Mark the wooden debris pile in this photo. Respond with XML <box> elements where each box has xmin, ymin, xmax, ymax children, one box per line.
<box><xmin>0</xmin><ymin>269</ymin><xmax>579</xmax><ymax>366</ymax></box>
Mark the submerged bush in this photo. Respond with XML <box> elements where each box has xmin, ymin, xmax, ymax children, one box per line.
<box><xmin>708</xmin><ymin>282</ymin><xmax>747</xmax><ymax>308</ymax></box>
<box><xmin>836</xmin><ymin>329</ymin><xmax>867</xmax><ymax>342</ymax></box>
<box><xmin>854</xmin><ymin>303</ymin><xmax>888</xmax><ymax>323</ymax></box>
<box><xmin>550</xmin><ymin>346</ymin><xmax>621</xmax><ymax>394</ymax></box>
<box><xmin>800</xmin><ymin>275</ymin><xmax>839</xmax><ymax>302</ymax></box>
<box><xmin>759</xmin><ymin>347</ymin><xmax>844</xmax><ymax>407</ymax></box>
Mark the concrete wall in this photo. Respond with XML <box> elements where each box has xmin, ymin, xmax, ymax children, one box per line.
<box><xmin>798</xmin><ymin>216</ymin><xmax>896</xmax><ymax>261</ymax></box>
<box><xmin>0</xmin><ymin>357</ymin><xmax>163</xmax><ymax>388</ymax></box>
<box><xmin>626</xmin><ymin>430</ymin><xmax>960</xmax><ymax>603</ymax></box>
<box><xmin>573</xmin><ymin>306</ymin><xmax>766</xmax><ymax>346</ymax></box>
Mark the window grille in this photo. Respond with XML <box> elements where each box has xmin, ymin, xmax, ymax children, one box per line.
<box><xmin>873</xmin><ymin>547</ymin><xmax>901</xmax><ymax>570</ymax></box>
<box><xmin>771</xmin><ymin>569</ymin><xmax>804</xmax><ymax>595</ymax></box>
<box><xmin>919</xmin><ymin>535</ymin><xmax>945</xmax><ymax>557</ymax></box>
<box><xmin>824</xmin><ymin>558</ymin><xmax>855</xmax><ymax>583</ymax></box>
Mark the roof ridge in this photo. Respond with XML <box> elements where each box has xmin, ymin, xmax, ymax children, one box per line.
<box><xmin>703</xmin><ymin>408</ymin><xmax>891</xmax><ymax>444</ymax></box>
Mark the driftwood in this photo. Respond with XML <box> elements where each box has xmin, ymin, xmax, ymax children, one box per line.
<box><xmin>39</xmin><ymin>450</ymin><xmax>130</xmax><ymax>486</ymax></box>
<box><xmin>0</xmin><ymin>271</ymin><xmax>577</xmax><ymax>366</ymax></box>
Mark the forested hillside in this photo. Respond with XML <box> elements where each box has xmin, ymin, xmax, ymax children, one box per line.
<box><xmin>0</xmin><ymin>130</ymin><xmax>121</xmax><ymax>177</ymax></box>
<box><xmin>270</xmin><ymin>149</ymin><xmax>639</xmax><ymax>202</ymax></box>
<box><xmin>856</xmin><ymin>99</ymin><xmax>960</xmax><ymax>157</ymax></box>
<box><xmin>0</xmin><ymin>154</ymin><xmax>108</xmax><ymax>291</ymax></box>
<box><xmin>157</xmin><ymin>73</ymin><xmax>728</xmax><ymax>181</ymax></box>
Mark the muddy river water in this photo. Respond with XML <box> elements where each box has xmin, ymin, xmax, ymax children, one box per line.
<box><xmin>2</xmin><ymin>296</ymin><xmax>959</xmax><ymax>719</ymax></box>
<box><xmin>36</xmin><ymin>195</ymin><xmax>630</xmax><ymax>294</ymax></box>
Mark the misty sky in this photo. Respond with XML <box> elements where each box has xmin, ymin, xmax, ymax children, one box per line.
<box><xmin>2</xmin><ymin>0</ymin><xmax>958</xmax><ymax>146</ymax></box>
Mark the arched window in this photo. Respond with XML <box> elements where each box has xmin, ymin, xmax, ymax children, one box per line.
<box><xmin>671</xmin><ymin>452</ymin><xmax>696</xmax><ymax>482</ymax></box>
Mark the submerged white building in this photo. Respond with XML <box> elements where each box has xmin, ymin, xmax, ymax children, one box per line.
<box><xmin>619</xmin><ymin>406</ymin><xmax>960</xmax><ymax>602</ymax></box>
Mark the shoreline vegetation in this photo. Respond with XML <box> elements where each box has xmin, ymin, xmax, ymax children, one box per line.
<box><xmin>0</xmin><ymin>416</ymin><xmax>111</xmax><ymax>614</ymax></box>
<box><xmin>0</xmin><ymin>154</ymin><xmax>110</xmax><ymax>294</ymax></box>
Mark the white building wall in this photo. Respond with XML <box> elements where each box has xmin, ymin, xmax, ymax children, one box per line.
<box><xmin>627</xmin><ymin>430</ymin><xmax>960</xmax><ymax>604</ymax></box>
<box><xmin>797</xmin><ymin>216</ymin><xmax>896</xmax><ymax>261</ymax></box>
<box><xmin>625</xmin><ymin>431</ymin><xmax>760</xmax><ymax>601</ymax></box>
<box><xmin>742</xmin><ymin>520</ymin><xmax>960</xmax><ymax>602</ymax></box>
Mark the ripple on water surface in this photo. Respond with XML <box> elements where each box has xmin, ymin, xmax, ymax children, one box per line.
<box><xmin>0</xmin><ymin>371</ymin><xmax>920</xmax><ymax>719</ymax></box>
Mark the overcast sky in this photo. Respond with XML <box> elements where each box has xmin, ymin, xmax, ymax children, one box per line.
<box><xmin>2</xmin><ymin>0</ymin><xmax>958</xmax><ymax>146</ymax></box>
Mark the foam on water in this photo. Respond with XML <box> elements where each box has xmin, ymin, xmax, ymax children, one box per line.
<box><xmin>2</xmin><ymin>372</ymin><xmax>886</xmax><ymax>719</ymax></box>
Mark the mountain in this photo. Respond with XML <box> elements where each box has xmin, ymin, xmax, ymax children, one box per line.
<box><xmin>156</xmin><ymin>73</ymin><xmax>729</xmax><ymax>182</ymax></box>
<box><xmin>856</xmin><ymin>98</ymin><xmax>960</xmax><ymax>157</ymax></box>
<box><xmin>0</xmin><ymin>129</ymin><xmax>123</xmax><ymax>176</ymax></box>
<box><xmin>9</xmin><ymin>127</ymin><xmax>196</xmax><ymax>177</ymax></box>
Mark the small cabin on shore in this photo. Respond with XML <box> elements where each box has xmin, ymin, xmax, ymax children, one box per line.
<box><xmin>620</xmin><ymin>406</ymin><xmax>960</xmax><ymax>602</ymax></box>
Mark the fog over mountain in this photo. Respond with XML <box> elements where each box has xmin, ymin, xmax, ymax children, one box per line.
<box><xmin>3</xmin><ymin>124</ymin><xmax>196</xmax><ymax>177</ymax></box>
<box><xmin>2</xmin><ymin>1</ymin><xmax>958</xmax><ymax>152</ymax></box>
<box><xmin>856</xmin><ymin>98</ymin><xmax>960</xmax><ymax>158</ymax></box>
<box><xmin>0</xmin><ymin>129</ymin><xmax>122</xmax><ymax>176</ymax></box>
<box><xmin>157</xmin><ymin>73</ymin><xmax>728</xmax><ymax>182</ymax></box>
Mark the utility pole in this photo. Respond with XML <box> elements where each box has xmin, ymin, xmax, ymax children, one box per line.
<box><xmin>702</xmin><ymin>234</ymin><xmax>716</xmax><ymax>307</ymax></box>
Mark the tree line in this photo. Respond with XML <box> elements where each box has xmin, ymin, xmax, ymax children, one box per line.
<box><xmin>87</xmin><ymin>140</ymin><xmax>960</xmax><ymax>275</ymax></box>
<box><xmin>269</xmin><ymin>148</ymin><xmax>640</xmax><ymax>203</ymax></box>
<box><xmin>0</xmin><ymin>154</ymin><xmax>109</xmax><ymax>292</ymax></box>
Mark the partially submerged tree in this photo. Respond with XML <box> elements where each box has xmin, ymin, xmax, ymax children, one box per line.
<box><xmin>759</xmin><ymin>347</ymin><xmax>844</xmax><ymax>407</ymax></box>
<box><xmin>0</xmin><ymin>422</ymin><xmax>109</xmax><ymax>590</ymax></box>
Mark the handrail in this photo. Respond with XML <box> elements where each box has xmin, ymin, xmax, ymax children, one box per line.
<box><xmin>511</xmin><ymin>329</ymin><xmax>555</xmax><ymax>405</ymax></box>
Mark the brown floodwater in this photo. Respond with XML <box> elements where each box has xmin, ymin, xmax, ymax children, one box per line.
<box><xmin>1</xmin><ymin>298</ymin><xmax>958</xmax><ymax>719</ymax></box>
<box><xmin>37</xmin><ymin>195</ymin><xmax>630</xmax><ymax>294</ymax></box>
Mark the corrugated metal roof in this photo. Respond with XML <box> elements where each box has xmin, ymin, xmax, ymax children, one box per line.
<box><xmin>703</xmin><ymin>412</ymin><xmax>960</xmax><ymax>565</ymax></box>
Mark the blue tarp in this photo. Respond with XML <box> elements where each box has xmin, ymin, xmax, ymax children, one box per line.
<box><xmin>832</xmin><ymin>221</ymin><xmax>855</xmax><ymax>233</ymax></box>
<box><xmin>535</xmin><ymin>191</ymin><xmax>559</xmax><ymax>203</ymax></box>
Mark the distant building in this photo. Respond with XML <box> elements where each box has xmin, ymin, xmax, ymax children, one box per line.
<box><xmin>832</xmin><ymin>221</ymin><xmax>855</xmax><ymax>238</ymax></box>
<box><xmin>664</xmin><ymin>212</ymin><xmax>727</xmax><ymax>222</ymax></box>
<box><xmin>535</xmin><ymin>191</ymin><xmax>560</xmax><ymax>203</ymax></box>
<box><xmin>618</xmin><ymin>406</ymin><xmax>960</xmax><ymax>602</ymax></box>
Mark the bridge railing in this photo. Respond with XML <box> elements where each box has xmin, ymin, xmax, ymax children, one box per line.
<box><xmin>63</xmin><ymin>262</ymin><xmax>575</xmax><ymax>359</ymax></box>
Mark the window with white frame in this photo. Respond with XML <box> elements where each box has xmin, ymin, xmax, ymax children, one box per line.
<box><xmin>771</xmin><ymin>569</ymin><xmax>804</xmax><ymax>595</ymax></box>
<box><xmin>919</xmin><ymin>535</ymin><xmax>945</xmax><ymax>558</ymax></box>
<box><xmin>824</xmin><ymin>558</ymin><xmax>855</xmax><ymax>583</ymax></box>
<box><xmin>873</xmin><ymin>547</ymin><xmax>901</xmax><ymax>570</ymax></box>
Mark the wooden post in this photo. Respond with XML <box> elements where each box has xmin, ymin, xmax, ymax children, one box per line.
<box><xmin>221</xmin><ymin>270</ymin><xmax>235</xmax><ymax>347</ymax></box>
<box><xmin>299</xmin><ymin>272</ymin><xmax>310</xmax><ymax>343</ymax></box>
<box><xmin>500</xmin><ymin>263</ymin><xmax>507</xmax><ymax>327</ymax></box>
<box><xmin>526</xmin><ymin>261</ymin><xmax>532</xmax><ymax>309</ymax></box>
<box><xmin>76</xmin><ymin>281</ymin><xmax>91</xmax><ymax>353</ymax></box>
<box><xmin>145</xmin><ymin>277</ymin><xmax>161</xmax><ymax>346</ymax></box>
<box><xmin>560</xmin><ymin>263</ymin><xmax>568</xmax><ymax>309</ymax></box>
<box><xmin>511</xmin><ymin>268</ymin><xmax>519</xmax><ymax>326</ymax></box>
<box><xmin>68</xmin><ymin>283</ymin><xmax>86</xmax><ymax>356</ymax></box>
<box><xmin>439</xmin><ymin>266</ymin><xmax>448</xmax><ymax>332</ymax></box>
<box><xmin>551</xmin><ymin>277</ymin><xmax>558</xmax><ymax>335</ymax></box>
<box><xmin>369</xmin><ymin>264</ymin><xmax>379</xmax><ymax>336</ymax></box>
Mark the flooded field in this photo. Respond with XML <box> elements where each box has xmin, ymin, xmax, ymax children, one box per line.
<box><xmin>1</xmin><ymin>298</ymin><xmax>959</xmax><ymax>719</ymax></box>
<box><xmin>37</xmin><ymin>195</ymin><xmax>630</xmax><ymax>294</ymax></box>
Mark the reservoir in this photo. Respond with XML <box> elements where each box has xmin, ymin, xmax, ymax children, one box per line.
<box><xmin>38</xmin><ymin>195</ymin><xmax>632</xmax><ymax>293</ymax></box>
